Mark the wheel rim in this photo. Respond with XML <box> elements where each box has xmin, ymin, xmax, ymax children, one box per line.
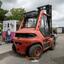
<box><xmin>34</xmin><ymin>47</ymin><xmax>42</xmax><ymax>57</ymax></box>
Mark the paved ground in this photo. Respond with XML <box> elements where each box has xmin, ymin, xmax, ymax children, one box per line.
<box><xmin>0</xmin><ymin>34</ymin><xmax>64</xmax><ymax>64</ymax></box>
<box><xmin>0</xmin><ymin>44</ymin><xmax>12</xmax><ymax>54</ymax></box>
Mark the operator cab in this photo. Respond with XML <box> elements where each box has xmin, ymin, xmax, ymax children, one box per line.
<box><xmin>21</xmin><ymin>11</ymin><xmax>38</xmax><ymax>28</ymax></box>
<box><xmin>20</xmin><ymin>5</ymin><xmax>52</xmax><ymax>36</ymax></box>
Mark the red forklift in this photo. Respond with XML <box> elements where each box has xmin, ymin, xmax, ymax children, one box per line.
<box><xmin>12</xmin><ymin>5</ymin><xmax>56</xmax><ymax>58</ymax></box>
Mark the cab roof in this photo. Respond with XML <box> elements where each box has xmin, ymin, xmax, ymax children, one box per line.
<box><xmin>24</xmin><ymin>11</ymin><xmax>38</xmax><ymax>18</ymax></box>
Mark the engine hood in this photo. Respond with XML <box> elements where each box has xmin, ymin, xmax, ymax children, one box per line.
<box><xmin>16</xmin><ymin>28</ymin><xmax>36</xmax><ymax>33</ymax></box>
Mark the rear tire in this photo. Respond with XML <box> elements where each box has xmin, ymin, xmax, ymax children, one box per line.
<box><xmin>28</xmin><ymin>44</ymin><xmax>43</xmax><ymax>58</ymax></box>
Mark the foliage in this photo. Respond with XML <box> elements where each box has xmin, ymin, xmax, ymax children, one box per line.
<box><xmin>0</xmin><ymin>23</ymin><xmax>3</xmax><ymax>32</ymax></box>
<box><xmin>0</xmin><ymin>1</ymin><xmax>8</xmax><ymax>22</ymax></box>
<box><xmin>0</xmin><ymin>1</ymin><xmax>2</xmax><ymax>7</ymax></box>
<box><xmin>8</xmin><ymin>8</ymin><xmax>26</xmax><ymax>21</ymax></box>
<box><xmin>0</xmin><ymin>9</ymin><xmax>8</xmax><ymax>21</ymax></box>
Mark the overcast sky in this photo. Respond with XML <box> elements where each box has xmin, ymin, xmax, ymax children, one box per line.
<box><xmin>1</xmin><ymin>0</ymin><xmax>64</xmax><ymax>27</ymax></box>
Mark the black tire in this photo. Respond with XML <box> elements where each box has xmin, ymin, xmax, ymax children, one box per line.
<box><xmin>51</xmin><ymin>35</ymin><xmax>56</xmax><ymax>45</ymax></box>
<box><xmin>28</xmin><ymin>44</ymin><xmax>43</xmax><ymax>58</ymax></box>
<box><xmin>54</xmin><ymin>37</ymin><xmax>56</xmax><ymax>45</ymax></box>
<box><xmin>50</xmin><ymin>39</ymin><xmax>55</xmax><ymax>50</ymax></box>
<box><xmin>12</xmin><ymin>44</ymin><xmax>16</xmax><ymax>53</ymax></box>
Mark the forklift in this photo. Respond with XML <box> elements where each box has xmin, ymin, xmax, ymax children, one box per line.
<box><xmin>12</xmin><ymin>5</ymin><xmax>56</xmax><ymax>58</ymax></box>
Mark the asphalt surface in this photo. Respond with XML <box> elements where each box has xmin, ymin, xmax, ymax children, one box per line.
<box><xmin>0</xmin><ymin>34</ymin><xmax>64</xmax><ymax>64</ymax></box>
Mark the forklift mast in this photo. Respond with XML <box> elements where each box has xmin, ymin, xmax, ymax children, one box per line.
<box><xmin>38</xmin><ymin>5</ymin><xmax>52</xmax><ymax>35</ymax></box>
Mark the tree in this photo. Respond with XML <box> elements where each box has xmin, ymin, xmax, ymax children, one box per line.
<box><xmin>0</xmin><ymin>9</ymin><xmax>8</xmax><ymax>21</ymax></box>
<box><xmin>0</xmin><ymin>1</ymin><xmax>2</xmax><ymax>7</ymax></box>
<box><xmin>8</xmin><ymin>8</ymin><xmax>26</xmax><ymax>21</ymax></box>
<box><xmin>0</xmin><ymin>1</ymin><xmax>8</xmax><ymax>22</ymax></box>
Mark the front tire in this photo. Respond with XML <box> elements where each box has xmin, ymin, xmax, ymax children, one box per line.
<box><xmin>12</xmin><ymin>44</ymin><xmax>16</xmax><ymax>53</ymax></box>
<box><xmin>50</xmin><ymin>39</ymin><xmax>55</xmax><ymax>50</ymax></box>
<box><xmin>28</xmin><ymin>44</ymin><xmax>43</xmax><ymax>58</ymax></box>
